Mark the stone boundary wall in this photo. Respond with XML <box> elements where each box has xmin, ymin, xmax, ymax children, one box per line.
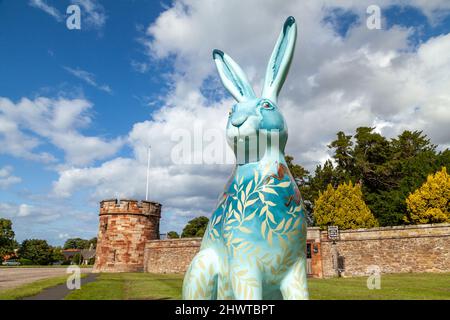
<box><xmin>144</xmin><ymin>238</ymin><xmax>202</xmax><ymax>274</ymax></box>
<box><xmin>320</xmin><ymin>223</ymin><xmax>450</xmax><ymax>278</ymax></box>
<box><xmin>142</xmin><ymin>223</ymin><xmax>450</xmax><ymax>278</ymax></box>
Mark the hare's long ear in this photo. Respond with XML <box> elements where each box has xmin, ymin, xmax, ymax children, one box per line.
<box><xmin>213</xmin><ymin>49</ymin><xmax>256</xmax><ymax>102</ymax></box>
<box><xmin>262</xmin><ymin>16</ymin><xmax>297</xmax><ymax>103</ymax></box>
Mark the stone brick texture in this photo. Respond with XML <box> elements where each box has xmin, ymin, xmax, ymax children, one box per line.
<box><xmin>144</xmin><ymin>238</ymin><xmax>202</xmax><ymax>274</ymax></box>
<box><xmin>320</xmin><ymin>223</ymin><xmax>450</xmax><ymax>278</ymax></box>
<box><xmin>141</xmin><ymin>223</ymin><xmax>450</xmax><ymax>278</ymax></box>
<box><xmin>93</xmin><ymin>199</ymin><xmax>161</xmax><ymax>273</ymax></box>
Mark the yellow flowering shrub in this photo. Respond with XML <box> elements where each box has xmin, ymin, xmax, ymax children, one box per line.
<box><xmin>404</xmin><ymin>167</ymin><xmax>450</xmax><ymax>224</ymax></box>
<box><xmin>314</xmin><ymin>181</ymin><xmax>378</xmax><ymax>230</ymax></box>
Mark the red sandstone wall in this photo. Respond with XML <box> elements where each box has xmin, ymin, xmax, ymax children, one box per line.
<box><xmin>320</xmin><ymin>223</ymin><xmax>450</xmax><ymax>278</ymax></box>
<box><xmin>93</xmin><ymin>199</ymin><xmax>161</xmax><ymax>273</ymax></box>
<box><xmin>144</xmin><ymin>238</ymin><xmax>202</xmax><ymax>274</ymax></box>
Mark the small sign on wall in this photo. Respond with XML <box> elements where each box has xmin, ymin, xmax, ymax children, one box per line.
<box><xmin>328</xmin><ymin>226</ymin><xmax>339</xmax><ymax>241</ymax></box>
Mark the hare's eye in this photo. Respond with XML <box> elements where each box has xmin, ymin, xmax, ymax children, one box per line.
<box><xmin>262</xmin><ymin>102</ymin><xmax>272</xmax><ymax>109</ymax></box>
<box><xmin>228</xmin><ymin>109</ymin><xmax>232</xmax><ymax>116</ymax></box>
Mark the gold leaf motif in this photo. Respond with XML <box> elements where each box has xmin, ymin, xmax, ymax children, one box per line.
<box><xmin>260</xmin><ymin>205</ymin><xmax>268</xmax><ymax>217</ymax></box>
<box><xmin>258</xmin><ymin>192</ymin><xmax>265</xmax><ymax>203</ymax></box>
<box><xmin>244</xmin><ymin>208</ymin><xmax>257</xmax><ymax>221</ymax></box>
<box><xmin>265</xmin><ymin>201</ymin><xmax>276</xmax><ymax>206</ymax></box>
<box><xmin>261</xmin><ymin>222</ymin><xmax>267</xmax><ymax>237</ymax></box>
<box><xmin>245</xmin><ymin>198</ymin><xmax>258</xmax><ymax>207</ymax></box>
<box><xmin>268</xmin><ymin>230</ymin><xmax>273</xmax><ymax>245</ymax></box>
<box><xmin>245</xmin><ymin>180</ymin><xmax>253</xmax><ymax>196</ymax></box>
<box><xmin>263</xmin><ymin>187</ymin><xmax>278</xmax><ymax>195</ymax></box>
<box><xmin>254</xmin><ymin>170</ymin><xmax>259</xmax><ymax>184</ymax></box>
<box><xmin>237</xmin><ymin>201</ymin><xmax>243</xmax><ymax>214</ymax></box>
<box><xmin>279</xmin><ymin>236</ymin><xmax>288</xmax><ymax>250</ymax></box>
<box><xmin>237</xmin><ymin>269</ymin><xmax>248</xmax><ymax>276</ymax></box>
<box><xmin>285</xmin><ymin>217</ymin><xmax>293</xmax><ymax>230</ymax></box>
<box><xmin>267</xmin><ymin>210</ymin><xmax>276</xmax><ymax>223</ymax></box>
<box><xmin>277</xmin><ymin>181</ymin><xmax>291</xmax><ymax>188</ymax></box>
<box><xmin>209</xmin><ymin>264</ymin><xmax>214</xmax><ymax>276</ymax></box>
<box><xmin>275</xmin><ymin>218</ymin><xmax>285</xmax><ymax>231</ymax></box>
<box><xmin>238</xmin><ymin>226</ymin><xmax>252</xmax><ymax>234</ymax></box>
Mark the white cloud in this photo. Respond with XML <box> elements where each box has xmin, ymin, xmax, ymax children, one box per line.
<box><xmin>0</xmin><ymin>202</ymin><xmax>58</xmax><ymax>221</ymax></box>
<box><xmin>0</xmin><ymin>96</ymin><xmax>124</xmax><ymax>166</ymax></box>
<box><xmin>18</xmin><ymin>204</ymin><xmax>33</xmax><ymax>217</ymax></box>
<box><xmin>130</xmin><ymin>60</ymin><xmax>150</xmax><ymax>73</ymax></box>
<box><xmin>0</xmin><ymin>201</ymin><xmax>98</xmax><ymax>244</ymax></box>
<box><xmin>0</xmin><ymin>166</ymin><xmax>22</xmax><ymax>189</ymax></box>
<box><xmin>71</xmin><ymin>0</ymin><xmax>107</xmax><ymax>30</ymax></box>
<box><xmin>63</xmin><ymin>66</ymin><xmax>112</xmax><ymax>94</ymax></box>
<box><xmin>29</xmin><ymin>0</ymin><xmax>106</xmax><ymax>31</ymax></box>
<box><xmin>29</xmin><ymin>0</ymin><xmax>63</xmax><ymax>22</ymax></box>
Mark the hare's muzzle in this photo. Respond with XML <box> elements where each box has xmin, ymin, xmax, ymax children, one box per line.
<box><xmin>231</xmin><ymin>115</ymin><xmax>248</xmax><ymax>128</ymax></box>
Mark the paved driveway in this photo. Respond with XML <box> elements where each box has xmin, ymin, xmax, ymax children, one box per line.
<box><xmin>0</xmin><ymin>267</ymin><xmax>93</xmax><ymax>290</ymax></box>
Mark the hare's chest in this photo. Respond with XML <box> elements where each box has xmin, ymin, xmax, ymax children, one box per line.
<box><xmin>217</xmin><ymin>164</ymin><xmax>305</xmax><ymax>251</ymax></box>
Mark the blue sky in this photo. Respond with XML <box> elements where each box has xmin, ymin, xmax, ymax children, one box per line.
<box><xmin>1</xmin><ymin>0</ymin><xmax>450</xmax><ymax>246</ymax></box>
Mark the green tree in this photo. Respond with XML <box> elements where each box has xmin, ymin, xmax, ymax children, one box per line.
<box><xmin>51</xmin><ymin>246</ymin><xmax>65</xmax><ymax>263</ymax></box>
<box><xmin>167</xmin><ymin>231</ymin><xmax>180</xmax><ymax>239</ymax></box>
<box><xmin>391</xmin><ymin>130</ymin><xmax>436</xmax><ymax>159</ymax></box>
<box><xmin>404</xmin><ymin>167</ymin><xmax>450</xmax><ymax>224</ymax></box>
<box><xmin>327</xmin><ymin>128</ymin><xmax>449</xmax><ymax>226</ymax></box>
<box><xmin>72</xmin><ymin>253</ymin><xmax>82</xmax><ymax>265</ymax></box>
<box><xmin>314</xmin><ymin>181</ymin><xmax>378</xmax><ymax>230</ymax></box>
<box><xmin>64</xmin><ymin>238</ymin><xmax>90</xmax><ymax>249</ymax></box>
<box><xmin>88</xmin><ymin>237</ymin><xmax>97</xmax><ymax>249</ymax></box>
<box><xmin>181</xmin><ymin>216</ymin><xmax>209</xmax><ymax>238</ymax></box>
<box><xmin>18</xmin><ymin>239</ymin><xmax>53</xmax><ymax>265</ymax></box>
<box><xmin>283</xmin><ymin>129</ymin><xmax>449</xmax><ymax>227</ymax></box>
<box><xmin>328</xmin><ymin>131</ymin><xmax>354</xmax><ymax>181</ymax></box>
<box><xmin>0</xmin><ymin>218</ymin><xmax>17</xmax><ymax>261</ymax></box>
<box><xmin>285</xmin><ymin>155</ymin><xmax>309</xmax><ymax>186</ymax></box>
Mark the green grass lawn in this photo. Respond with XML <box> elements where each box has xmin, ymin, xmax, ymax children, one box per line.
<box><xmin>308</xmin><ymin>273</ymin><xmax>450</xmax><ymax>300</ymax></box>
<box><xmin>64</xmin><ymin>272</ymin><xmax>450</xmax><ymax>300</ymax></box>
<box><xmin>0</xmin><ymin>274</ymin><xmax>87</xmax><ymax>300</ymax></box>
<box><xmin>65</xmin><ymin>273</ymin><xmax>183</xmax><ymax>300</ymax></box>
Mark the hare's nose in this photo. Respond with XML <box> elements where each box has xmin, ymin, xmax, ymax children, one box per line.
<box><xmin>231</xmin><ymin>115</ymin><xmax>248</xmax><ymax>128</ymax></box>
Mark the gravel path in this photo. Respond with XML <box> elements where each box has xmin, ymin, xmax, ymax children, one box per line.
<box><xmin>0</xmin><ymin>267</ymin><xmax>93</xmax><ymax>290</ymax></box>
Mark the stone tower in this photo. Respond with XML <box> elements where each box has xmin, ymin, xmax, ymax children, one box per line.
<box><xmin>93</xmin><ymin>199</ymin><xmax>162</xmax><ymax>272</ymax></box>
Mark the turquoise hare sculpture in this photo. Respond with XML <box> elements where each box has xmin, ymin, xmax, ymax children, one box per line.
<box><xmin>182</xmin><ymin>16</ymin><xmax>308</xmax><ymax>300</ymax></box>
